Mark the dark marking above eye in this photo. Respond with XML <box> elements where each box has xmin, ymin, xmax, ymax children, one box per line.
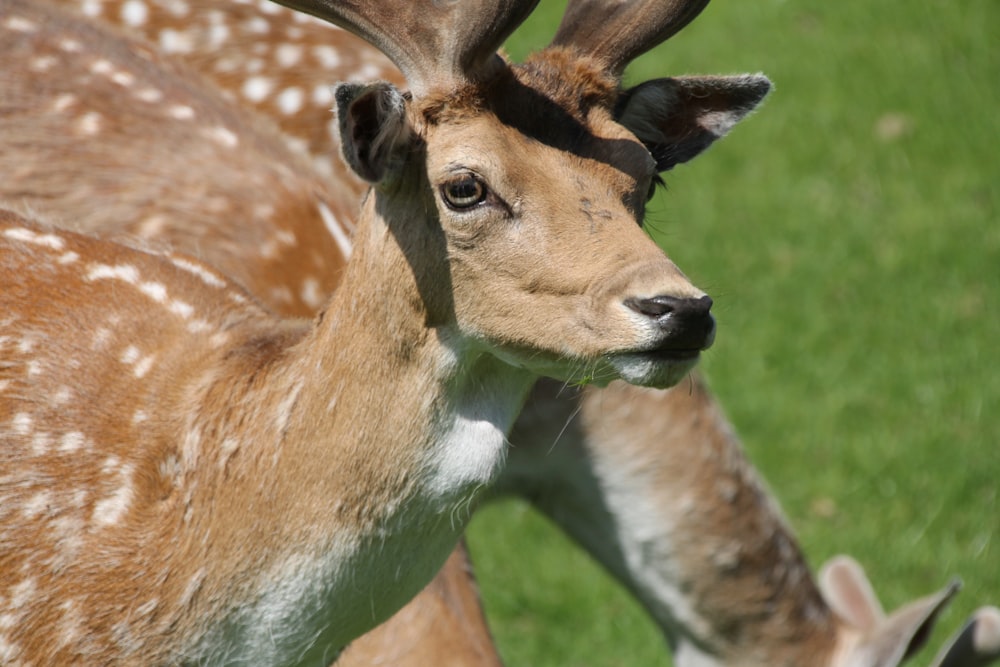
<box><xmin>580</xmin><ymin>197</ymin><xmax>613</xmax><ymax>233</ymax></box>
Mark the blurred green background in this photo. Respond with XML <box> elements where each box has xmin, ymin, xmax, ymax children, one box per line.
<box><xmin>466</xmin><ymin>0</ymin><xmax>1000</xmax><ymax>664</ymax></box>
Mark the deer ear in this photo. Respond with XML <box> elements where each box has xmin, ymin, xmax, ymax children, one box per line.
<box><xmin>821</xmin><ymin>555</ymin><xmax>963</xmax><ymax>667</ymax></box>
<box><xmin>616</xmin><ymin>74</ymin><xmax>771</xmax><ymax>171</ymax></box>
<box><xmin>335</xmin><ymin>81</ymin><xmax>411</xmax><ymax>183</ymax></box>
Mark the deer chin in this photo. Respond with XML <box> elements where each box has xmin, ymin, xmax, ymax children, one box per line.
<box><xmin>490</xmin><ymin>348</ymin><xmax>700</xmax><ymax>389</ymax></box>
<box><xmin>604</xmin><ymin>349</ymin><xmax>702</xmax><ymax>388</ymax></box>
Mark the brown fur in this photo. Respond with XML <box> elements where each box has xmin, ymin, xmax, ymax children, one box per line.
<box><xmin>15</xmin><ymin>2</ymin><xmax>991</xmax><ymax>667</ymax></box>
<box><xmin>0</xmin><ymin>0</ymin><xmax>714</xmax><ymax>662</ymax></box>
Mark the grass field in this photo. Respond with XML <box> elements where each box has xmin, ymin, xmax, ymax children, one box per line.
<box><xmin>465</xmin><ymin>1</ymin><xmax>1000</xmax><ymax>664</ymax></box>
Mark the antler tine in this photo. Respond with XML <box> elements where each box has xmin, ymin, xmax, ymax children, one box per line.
<box><xmin>550</xmin><ymin>0</ymin><xmax>711</xmax><ymax>76</ymax></box>
<box><xmin>269</xmin><ymin>0</ymin><xmax>540</xmax><ymax>93</ymax></box>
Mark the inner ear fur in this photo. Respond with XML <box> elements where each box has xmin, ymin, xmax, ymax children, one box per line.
<box><xmin>616</xmin><ymin>73</ymin><xmax>771</xmax><ymax>171</ymax></box>
<box><xmin>335</xmin><ymin>81</ymin><xmax>412</xmax><ymax>183</ymax></box>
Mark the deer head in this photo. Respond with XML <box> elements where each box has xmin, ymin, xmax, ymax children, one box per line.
<box><xmin>271</xmin><ymin>0</ymin><xmax>769</xmax><ymax>389</ymax></box>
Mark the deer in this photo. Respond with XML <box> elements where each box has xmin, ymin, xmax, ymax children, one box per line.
<box><xmin>0</xmin><ymin>0</ymin><xmax>771</xmax><ymax>661</ymax></box>
<box><xmin>38</xmin><ymin>1</ymin><xmax>1000</xmax><ymax>666</ymax></box>
<box><xmin>5</xmin><ymin>1</ymin><xmax>998</xmax><ymax>666</ymax></box>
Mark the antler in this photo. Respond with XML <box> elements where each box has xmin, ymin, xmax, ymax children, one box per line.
<box><xmin>268</xmin><ymin>0</ymin><xmax>539</xmax><ymax>93</ymax></box>
<box><xmin>551</xmin><ymin>0</ymin><xmax>711</xmax><ymax>76</ymax></box>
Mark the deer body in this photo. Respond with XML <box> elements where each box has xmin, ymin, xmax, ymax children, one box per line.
<box><xmin>0</xmin><ymin>206</ymin><xmax>527</xmax><ymax>663</ymax></box>
<box><xmin>0</xmin><ymin>0</ymin><xmax>737</xmax><ymax>662</ymax></box>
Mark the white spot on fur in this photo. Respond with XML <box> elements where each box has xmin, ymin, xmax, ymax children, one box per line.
<box><xmin>275</xmin><ymin>43</ymin><xmax>303</xmax><ymax>68</ymax></box>
<box><xmin>317</xmin><ymin>202</ymin><xmax>353</xmax><ymax>259</ymax></box>
<box><xmin>57</xmin><ymin>600</ymin><xmax>83</xmax><ymax>648</ymax></box>
<box><xmin>90</xmin><ymin>58</ymin><xmax>114</xmax><ymax>76</ymax></box>
<box><xmin>51</xmin><ymin>93</ymin><xmax>77</xmax><ymax>113</ymax></box>
<box><xmin>164</xmin><ymin>0</ymin><xmax>190</xmax><ymax>17</ymax></box>
<box><xmin>0</xmin><ymin>635</ymin><xmax>19</xmax><ymax>664</ymax></box>
<box><xmin>169</xmin><ymin>299</ymin><xmax>194</xmax><ymax>319</ymax></box>
<box><xmin>202</xmin><ymin>125</ymin><xmax>239</xmax><ymax>148</ymax></box>
<box><xmin>137</xmin><ymin>215</ymin><xmax>167</xmax><ymax>238</ymax></box>
<box><xmin>59</xmin><ymin>38</ymin><xmax>83</xmax><ymax>53</ymax></box>
<box><xmin>93</xmin><ymin>464</ymin><xmax>134</xmax><ymax>526</ymax></box>
<box><xmin>300</xmin><ymin>278</ymin><xmax>323</xmax><ymax>309</ymax></box>
<box><xmin>87</xmin><ymin>263</ymin><xmax>139</xmax><ymax>284</ymax></box>
<box><xmin>111</xmin><ymin>70</ymin><xmax>136</xmax><ymax>87</ymax></box>
<box><xmin>3</xmin><ymin>227</ymin><xmax>66</xmax><ymax>250</ymax></box>
<box><xmin>312</xmin><ymin>45</ymin><xmax>341</xmax><ymax>69</ymax></box>
<box><xmin>31</xmin><ymin>55</ymin><xmax>57</xmax><ymax>72</ymax></box>
<box><xmin>170</xmin><ymin>256</ymin><xmax>227</xmax><ymax>288</ymax></box>
<box><xmin>121</xmin><ymin>0</ymin><xmax>149</xmax><ymax>26</ymax></box>
<box><xmin>245</xmin><ymin>16</ymin><xmax>271</xmax><ymax>34</ymax></box>
<box><xmin>357</xmin><ymin>63</ymin><xmax>385</xmax><ymax>80</ymax></box>
<box><xmin>31</xmin><ymin>432</ymin><xmax>52</xmax><ymax>456</ymax></box>
<box><xmin>80</xmin><ymin>0</ymin><xmax>103</xmax><ymax>18</ymax></box>
<box><xmin>312</xmin><ymin>84</ymin><xmax>334</xmax><ymax>107</ymax></box>
<box><xmin>59</xmin><ymin>431</ymin><xmax>86</xmax><ymax>453</ymax></box>
<box><xmin>182</xmin><ymin>428</ymin><xmax>201</xmax><ymax>469</ymax></box>
<box><xmin>208</xmin><ymin>22</ymin><xmax>230</xmax><ymax>48</ymax></box>
<box><xmin>132</xmin><ymin>410</ymin><xmax>148</xmax><ymax>424</ymax></box>
<box><xmin>9</xmin><ymin>578</ymin><xmax>36</xmax><ymax>608</ymax></box>
<box><xmin>168</xmin><ymin>104</ymin><xmax>196</xmax><ymax>120</ymax></box>
<box><xmin>22</xmin><ymin>491</ymin><xmax>51</xmax><ymax>519</ymax></box>
<box><xmin>186</xmin><ymin>319</ymin><xmax>213</xmax><ymax>335</ymax></box>
<box><xmin>256</xmin><ymin>0</ymin><xmax>282</xmax><ymax>14</ymax></box>
<box><xmin>3</xmin><ymin>15</ymin><xmax>37</xmax><ymax>32</ymax></box>
<box><xmin>53</xmin><ymin>386</ymin><xmax>73</xmax><ymax>405</ymax></box>
<box><xmin>11</xmin><ymin>413</ymin><xmax>33</xmax><ymax>437</ymax></box>
<box><xmin>92</xmin><ymin>327</ymin><xmax>112</xmax><ymax>350</ymax></box>
<box><xmin>58</xmin><ymin>251</ymin><xmax>80</xmax><ymax>264</ymax></box>
<box><xmin>120</xmin><ymin>345</ymin><xmax>141</xmax><ymax>365</ymax></box>
<box><xmin>135</xmin><ymin>87</ymin><xmax>164</xmax><ymax>103</ymax></box>
<box><xmin>269</xmin><ymin>286</ymin><xmax>294</xmax><ymax>304</ymax></box>
<box><xmin>242</xmin><ymin>76</ymin><xmax>274</xmax><ymax>104</ymax></box>
<box><xmin>159</xmin><ymin>28</ymin><xmax>195</xmax><ymax>54</ymax></box>
<box><xmin>276</xmin><ymin>86</ymin><xmax>304</xmax><ymax>115</ymax></box>
<box><xmin>134</xmin><ymin>354</ymin><xmax>156</xmax><ymax>378</ymax></box>
<box><xmin>139</xmin><ymin>281</ymin><xmax>167</xmax><ymax>303</ymax></box>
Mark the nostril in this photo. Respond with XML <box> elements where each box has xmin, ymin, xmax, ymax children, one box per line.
<box><xmin>625</xmin><ymin>295</ymin><xmax>713</xmax><ymax>319</ymax></box>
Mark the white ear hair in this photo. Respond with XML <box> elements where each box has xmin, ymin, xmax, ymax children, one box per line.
<box><xmin>334</xmin><ymin>81</ymin><xmax>411</xmax><ymax>183</ymax></box>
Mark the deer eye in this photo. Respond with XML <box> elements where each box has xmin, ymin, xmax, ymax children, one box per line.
<box><xmin>441</xmin><ymin>174</ymin><xmax>487</xmax><ymax>210</ymax></box>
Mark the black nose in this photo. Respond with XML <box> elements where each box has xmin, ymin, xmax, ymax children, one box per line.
<box><xmin>625</xmin><ymin>295</ymin><xmax>715</xmax><ymax>350</ymax></box>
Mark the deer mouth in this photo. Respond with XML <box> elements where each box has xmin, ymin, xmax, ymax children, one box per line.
<box><xmin>604</xmin><ymin>346</ymin><xmax>705</xmax><ymax>389</ymax></box>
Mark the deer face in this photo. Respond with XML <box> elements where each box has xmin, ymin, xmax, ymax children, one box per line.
<box><xmin>336</xmin><ymin>54</ymin><xmax>732</xmax><ymax>388</ymax></box>
<box><xmin>322</xmin><ymin>0</ymin><xmax>769</xmax><ymax>390</ymax></box>
<box><xmin>422</xmin><ymin>72</ymin><xmax>712</xmax><ymax>388</ymax></box>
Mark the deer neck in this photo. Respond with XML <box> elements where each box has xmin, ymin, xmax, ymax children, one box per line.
<box><xmin>177</xmin><ymin>193</ymin><xmax>535</xmax><ymax>662</ymax></box>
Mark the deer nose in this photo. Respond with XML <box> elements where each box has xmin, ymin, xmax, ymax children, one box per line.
<box><xmin>624</xmin><ymin>295</ymin><xmax>716</xmax><ymax>350</ymax></box>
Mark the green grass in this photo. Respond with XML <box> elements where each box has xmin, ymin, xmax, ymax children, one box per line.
<box><xmin>466</xmin><ymin>1</ymin><xmax>1000</xmax><ymax>664</ymax></box>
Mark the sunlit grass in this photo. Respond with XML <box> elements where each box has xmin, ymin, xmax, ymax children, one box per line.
<box><xmin>467</xmin><ymin>0</ymin><xmax>999</xmax><ymax>664</ymax></box>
